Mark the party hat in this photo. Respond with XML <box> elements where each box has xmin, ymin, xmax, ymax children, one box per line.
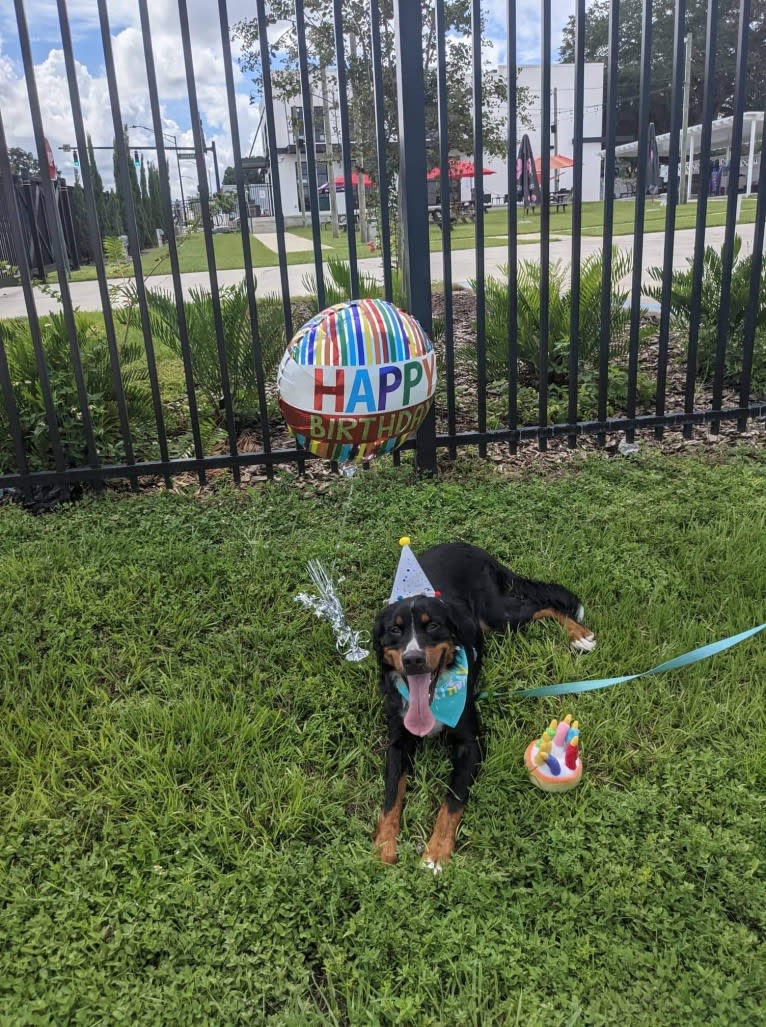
<box><xmin>388</xmin><ymin>537</ymin><xmax>436</xmax><ymax>604</ymax></box>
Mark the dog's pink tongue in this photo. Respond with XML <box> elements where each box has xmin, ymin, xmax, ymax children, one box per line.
<box><xmin>403</xmin><ymin>674</ymin><xmax>436</xmax><ymax>736</ymax></box>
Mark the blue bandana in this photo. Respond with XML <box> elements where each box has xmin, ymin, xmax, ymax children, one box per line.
<box><xmin>393</xmin><ymin>645</ymin><xmax>470</xmax><ymax>728</ymax></box>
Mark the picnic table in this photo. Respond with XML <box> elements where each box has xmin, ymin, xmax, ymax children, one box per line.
<box><xmin>549</xmin><ymin>190</ymin><xmax>570</xmax><ymax>213</ymax></box>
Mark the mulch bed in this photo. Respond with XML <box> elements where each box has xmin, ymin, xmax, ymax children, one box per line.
<box><xmin>204</xmin><ymin>289</ymin><xmax>764</xmax><ymax>488</ymax></box>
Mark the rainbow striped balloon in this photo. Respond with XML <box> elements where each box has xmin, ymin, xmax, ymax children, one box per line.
<box><xmin>277</xmin><ymin>299</ymin><xmax>437</xmax><ymax>463</ymax></box>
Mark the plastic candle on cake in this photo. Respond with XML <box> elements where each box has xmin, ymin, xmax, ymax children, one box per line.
<box><xmin>524</xmin><ymin>714</ymin><xmax>582</xmax><ymax>792</ymax></box>
<box><xmin>277</xmin><ymin>299</ymin><xmax>437</xmax><ymax>463</ymax></box>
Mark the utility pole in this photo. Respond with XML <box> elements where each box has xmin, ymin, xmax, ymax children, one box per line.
<box><xmin>679</xmin><ymin>32</ymin><xmax>692</xmax><ymax>204</ymax></box>
<box><xmin>553</xmin><ymin>86</ymin><xmax>559</xmax><ymax>192</ymax></box>
<box><xmin>321</xmin><ymin>66</ymin><xmax>339</xmax><ymax>237</ymax></box>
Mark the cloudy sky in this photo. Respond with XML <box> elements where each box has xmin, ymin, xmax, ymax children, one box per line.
<box><xmin>0</xmin><ymin>0</ymin><xmax>575</xmax><ymax>196</ymax></box>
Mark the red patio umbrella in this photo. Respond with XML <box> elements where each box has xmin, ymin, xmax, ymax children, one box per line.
<box><xmin>534</xmin><ymin>154</ymin><xmax>575</xmax><ymax>177</ymax></box>
<box><xmin>427</xmin><ymin>160</ymin><xmax>496</xmax><ymax>180</ymax></box>
<box><xmin>334</xmin><ymin>172</ymin><xmax>374</xmax><ymax>189</ymax></box>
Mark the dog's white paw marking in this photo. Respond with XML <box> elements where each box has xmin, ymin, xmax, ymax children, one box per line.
<box><xmin>422</xmin><ymin>856</ymin><xmax>443</xmax><ymax>874</ymax></box>
<box><xmin>575</xmin><ymin>604</ymin><xmax>585</xmax><ymax>623</ymax></box>
<box><xmin>572</xmin><ymin>633</ymin><xmax>596</xmax><ymax>653</ymax></box>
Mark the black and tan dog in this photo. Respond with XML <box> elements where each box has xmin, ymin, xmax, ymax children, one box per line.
<box><xmin>372</xmin><ymin>542</ymin><xmax>595</xmax><ymax>870</ymax></box>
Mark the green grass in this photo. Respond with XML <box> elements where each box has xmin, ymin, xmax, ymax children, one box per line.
<box><xmin>66</xmin><ymin>198</ymin><xmax>759</xmax><ymax>283</ymax></box>
<box><xmin>1</xmin><ymin>451</ymin><xmax>765</xmax><ymax>1025</ymax></box>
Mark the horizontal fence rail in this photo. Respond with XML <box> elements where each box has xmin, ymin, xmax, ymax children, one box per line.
<box><xmin>0</xmin><ymin>0</ymin><xmax>764</xmax><ymax>501</ymax></box>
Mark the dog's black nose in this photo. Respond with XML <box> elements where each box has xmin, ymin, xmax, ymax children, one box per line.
<box><xmin>402</xmin><ymin>651</ymin><xmax>428</xmax><ymax>674</ymax></box>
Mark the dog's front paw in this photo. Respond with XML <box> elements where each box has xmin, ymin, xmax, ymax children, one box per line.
<box><xmin>373</xmin><ymin>822</ymin><xmax>399</xmax><ymax>865</ymax></box>
<box><xmin>422</xmin><ymin>853</ymin><xmax>446</xmax><ymax>874</ymax></box>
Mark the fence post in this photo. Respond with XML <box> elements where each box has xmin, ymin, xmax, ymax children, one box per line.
<box><xmin>393</xmin><ymin>0</ymin><xmax>437</xmax><ymax>473</ymax></box>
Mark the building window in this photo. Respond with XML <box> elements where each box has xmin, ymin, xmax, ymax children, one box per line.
<box><xmin>296</xmin><ymin>160</ymin><xmax>330</xmax><ymax>210</ymax></box>
<box><xmin>291</xmin><ymin>105</ymin><xmax>326</xmax><ymax>147</ymax></box>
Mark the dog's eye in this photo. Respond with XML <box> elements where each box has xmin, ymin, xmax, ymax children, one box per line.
<box><xmin>426</xmin><ymin>621</ymin><xmax>441</xmax><ymax>633</ymax></box>
<box><xmin>388</xmin><ymin>625</ymin><xmax>402</xmax><ymax>637</ymax></box>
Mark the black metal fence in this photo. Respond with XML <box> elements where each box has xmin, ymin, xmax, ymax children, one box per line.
<box><xmin>1</xmin><ymin>0</ymin><xmax>764</xmax><ymax>499</ymax></box>
<box><xmin>0</xmin><ymin>174</ymin><xmax>80</xmax><ymax>283</ymax></box>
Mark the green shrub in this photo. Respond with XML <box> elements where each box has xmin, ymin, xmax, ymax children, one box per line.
<box><xmin>0</xmin><ymin>312</ymin><xmax>155</xmax><ymax>474</ymax></box>
<box><xmin>645</xmin><ymin>236</ymin><xmax>766</xmax><ymax>390</ymax></box>
<box><xmin>118</xmin><ymin>280</ymin><xmax>286</xmax><ymax>427</ymax></box>
<box><xmin>476</xmin><ymin>248</ymin><xmax>641</xmax><ymax>383</ymax></box>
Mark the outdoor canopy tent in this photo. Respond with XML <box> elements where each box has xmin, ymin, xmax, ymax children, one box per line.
<box><xmin>607</xmin><ymin>112</ymin><xmax>763</xmax><ymax>198</ymax></box>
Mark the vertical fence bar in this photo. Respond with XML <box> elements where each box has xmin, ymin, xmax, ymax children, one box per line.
<box><xmin>295</xmin><ymin>0</ymin><xmax>326</xmax><ymax>311</ymax></box>
<box><xmin>506</xmin><ymin>0</ymin><xmax>518</xmax><ymax>455</ymax></box>
<box><xmin>625</xmin><ymin>0</ymin><xmax>652</xmax><ymax>444</ymax></box>
<box><xmin>711</xmin><ymin>0</ymin><xmax>750</xmax><ymax>433</ymax></box>
<box><xmin>567</xmin><ymin>0</ymin><xmax>586</xmax><ymax>448</ymax></box>
<box><xmin>435</xmin><ymin>0</ymin><xmax>456</xmax><ymax>457</ymax></box>
<box><xmin>97</xmin><ymin>0</ymin><xmax>171</xmax><ymax>485</ymax></box>
<box><xmin>177</xmin><ymin>0</ymin><xmax>241</xmax><ymax>483</ymax></box>
<box><xmin>683</xmin><ymin>0</ymin><xmax>718</xmax><ymax>438</ymax></box>
<box><xmin>0</xmin><ymin>110</ymin><xmax>66</xmax><ymax>475</ymax></box>
<box><xmin>472</xmin><ymin>0</ymin><xmax>487</xmax><ymax>457</ymax></box>
<box><xmin>393</xmin><ymin>0</ymin><xmax>436</xmax><ymax>472</ymax></box>
<box><xmin>57</xmin><ymin>0</ymin><xmax>138</xmax><ymax>488</ymax></box>
<box><xmin>538</xmin><ymin>0</ymin><xmax>552</xmax><ymax>451</ymax></box>
<box><xmin>739</xmin><ymin>110</ymin><xmax>766</xmax><ymax>430</ymax></box>
<box><xmin>15</xmin><ymin>0</ymin><xmax>101</xmax><ymax>473</ymax></box>
<box><xmin>654</xmin><ymin>0</ymin><xmax>686</xmax><ymax>439</ymax></box>
<box><xmin>597</xmin><ymin>0</ymin><xmax>619</xmax><ymax>447</ymax></box>
<box><xmin>254</xmin><ymin>0</ymin><xmax>294</xmax><ymax>341</ymax></box>
<box><xmin>138</xmin><ymin>0</ymin><xmax>206</xmax><ymax>486</ymax></box>
<box><xmin>254</xmin><ymin>0</ymin><xmax>303</xmax><ymax>474</ymax></box>
<box><xmin>217</xmin><ymin>0</ymin><xmax>273</xmax><ymax>476</ymax></box>
<box><xmin>333</xmin><ymin>0</ymin><xmax>360</xmax><ymax>298</ymax></box>
<box><xmin>369</xmin><ymin>0</ymin><xmax>393</xmax><ymax>301</ymax></box>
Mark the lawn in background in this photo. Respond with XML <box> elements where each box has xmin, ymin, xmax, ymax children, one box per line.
<box><xmin>1</xmin><ymin>450</ymin><xmax>765</xmax><ymax>1025</ymax></box>
<box><xmin>65</xmin><ymin>196</ymin><xmax>759</xmax><ymax>283</ymax></box>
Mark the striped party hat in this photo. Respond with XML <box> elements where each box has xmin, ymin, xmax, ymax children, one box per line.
<box><xmin>388</xmin><ymin>537</ymin><xmax>436</xmax><ymax>604</ymax></box>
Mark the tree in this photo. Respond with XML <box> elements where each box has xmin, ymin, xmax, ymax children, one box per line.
<box><xmin>139</xmin><ymin>155</ymin><xmax>156</xmax><ymax>241</ymax></box>
<box><xmin>223</xmin><ymin>164</ymin><xmax>264</xmax><ymax>185</ymax></box>
<box><xmin>559</xmin><ymin>0</ymin><xmax>766</xmax><ymax>141</ymax></box>
<box><xmin>148</xmin><ymin>161</ymin><xmax>164</xmax><ymax>233</ymax></box>
<box><xmin>234</xmin><ymin>2</ymin><xmax>530</xmax><ymax>222</ymax></box>
<box><xmin>86</xmin><ymin>135</ymin><xmax>107</xmax><ymax>237</ymax></box>
<box><xmin>113</xmin><ymin>126</ymin><xmax>154</xmax><ymax>250</ymax></box>
<box><xmin>8</xmin><ymin>147</ymin><xmax>40</xmax><ymax>177</ymax></box>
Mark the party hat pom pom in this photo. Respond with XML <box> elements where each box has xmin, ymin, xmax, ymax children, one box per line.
<box><xmin>399</xmin><ymin>536</ymin><xmax>411</xmax><ymax>546</ymax></box>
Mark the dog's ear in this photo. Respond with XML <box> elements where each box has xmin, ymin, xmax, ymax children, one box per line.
<box><xmin>372</xmin><ymin>607</ymin><xmax>389</xmax><ymax>661</ymax></box>
<box><xmin>441</xmin><ymin>598</ymin><xmax>481</xmax><ymax>651</ymax></box>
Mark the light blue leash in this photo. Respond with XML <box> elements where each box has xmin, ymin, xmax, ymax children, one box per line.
<box><xmin>505</xmin><ymin>622</ymin><xmax>766</xmax><ymax>699</ymax></box>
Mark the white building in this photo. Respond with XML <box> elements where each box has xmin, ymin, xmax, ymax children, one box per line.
<box><xmin>490</xmin><ymin>63</ymin><xmax>606</xmax><ymax>204</ymax></box>
<box><xmin>250</xmin><ymin>61</ymin><xmax>606</xmax><ymax>221</ymax></box>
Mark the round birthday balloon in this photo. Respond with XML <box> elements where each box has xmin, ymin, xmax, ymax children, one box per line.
<box><xmin>277</xmin><ymin>298</ymin><xmax>437</xmax><ymax>463</ymax></box>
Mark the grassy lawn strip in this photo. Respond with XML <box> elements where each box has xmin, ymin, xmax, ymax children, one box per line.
<box><xmin>1</xmin><ymin>452</ymin><xmax>765</xmax><ymax>1025</ymax></box>
<box><xmin>66</xmin><ymin>197</ymin><xmax>759</xmax><ymax>282</ymax></box>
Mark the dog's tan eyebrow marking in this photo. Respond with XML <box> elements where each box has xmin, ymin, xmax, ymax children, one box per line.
<box><xmin>394</xmin><ymin>615</ymin><xmax>405</xmax><ymax>627</ymax></box>
<box><xmin>420</xmin><ymin>613</ymin><xmax>431</xmax><ymax>625</ymax></box>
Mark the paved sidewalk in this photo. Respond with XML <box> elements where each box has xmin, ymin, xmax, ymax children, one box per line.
<box><xmin>0</xmin><ymin>223</ymin><xmax>759</xmax><ymax>319</ymax></box>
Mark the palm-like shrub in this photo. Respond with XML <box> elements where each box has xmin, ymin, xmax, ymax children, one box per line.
<box><xmin>0</xmin><ymin>313</ymin><xmax>155</xmax><ymax>474</ymax></box>
<box><xmin>645</xmin><ymin>236</ymin><xmax>766</xmax><ymax>389</ymax></box>
<box><xmin>478</xmin><ymin>248</ymin><xmax>638</xmax><ymax>383</ymax></box>
<box><xmin>118</xmin><ymin>280</ymin><xmax>286</xmax><ymax>426</ymax></box>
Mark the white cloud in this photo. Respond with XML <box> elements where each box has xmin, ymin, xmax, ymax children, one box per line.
<box><xmin>0</xmin><ymin>0</ymin><xmax>264</xmax><ymax>195</ymax></box>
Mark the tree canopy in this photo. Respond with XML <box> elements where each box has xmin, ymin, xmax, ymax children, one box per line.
<box><xmin>234</xmin><ymin>0</ymin><xmax>529</xmax><ymax>188</ymax></box>
<box><xmin>559</xmin><ymin>0</ymin><xmax>766</xmax><ymax>141</ymax></box>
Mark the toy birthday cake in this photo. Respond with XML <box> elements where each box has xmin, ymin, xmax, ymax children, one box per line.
<box><xmin>524</xmin><ymin>714</ymin><xmax>582</xmax><ymax>792</ymax></box>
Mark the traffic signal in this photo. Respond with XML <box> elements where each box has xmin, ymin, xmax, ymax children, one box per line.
<box><xmin>134</xmin><ymin>150</ymin><xmax>140</xmax><ymax>169</ymax></box>
<box><xmin>72</xmin><ymin>149</ymin><xmax>80</xmax><ymax>168</ymax></box>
